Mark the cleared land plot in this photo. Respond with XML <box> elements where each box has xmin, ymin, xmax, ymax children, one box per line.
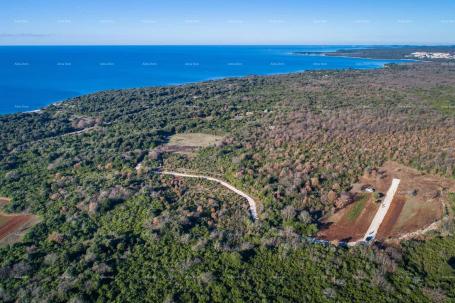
<box><xmin>319</xmin><ymin>161</ymin><xmax>455</xmax><ymax>243</ymax></box>
<box><xmin>0</xmin><ymin>215</ymin><xmax>31</xmax><ymax>239</ymax></box>
<box><xmin>318</xmin><ymin>193</ymin><xmax>379</xmax><ymax>243</ymax></box>
<box><xmin>167</xmin><ymin>133</ymin><xmax>225</xmax><ymax>147</ymax></box>
<box><xmin>0</xmin><ymin>198</ymin><xmax>38</xmax><ymax>245</ymax></box>
<box><xmin>375</xmin><ymin>161</ymin><xmax>455</xmax><ymax>240</ymax></box>
<box><xmin>376</xmin><ymin>196</ymin><xmax>406</xmax><ymax>239</ymax></box>
<box><xmin>162</xmin><ymin>133</ymin><xmax>225</xmax><ymax>154</ymax></box>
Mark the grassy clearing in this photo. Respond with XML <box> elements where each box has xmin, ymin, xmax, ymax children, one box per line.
<box><xmin>347</xmin><ymin>193</ymin><xmax>370</xmax><ymax>222</ymax></box>
<box><xmin>167</xmin><ymin>133</ymin><xmax>225</xmax><ymax>148</ymax></box>
<box><xmin>432</xmin><ymin>98</ymin><xmax>455</xmax><ymax>116</ymax></box>
<box><xmin>419</xmin><ymin>87</ymin><xmax>455</xmax><ymax>116</ymax></box>
<box><xmin>449</xmin><ymin>193</ymin><xmax>455</xmax><ymax>213</ymax></box>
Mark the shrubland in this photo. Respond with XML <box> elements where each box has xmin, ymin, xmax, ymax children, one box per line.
<box><xmin>1</xmin><ymin>62</ymin><xmax>455</xmax><ymax>302</ymax></box>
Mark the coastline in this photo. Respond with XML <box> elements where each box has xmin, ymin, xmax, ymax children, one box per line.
<box><xmin>328</xmin><ymin>54</ymin><xmax>418</xmax><ymax>61</ymax></box>
<box><xmin>293</xmin><ymin>51</ymin><xmax>420</xmax><ymax>61</ymax></box>
<box><xmin>292</xmin><ymin>45</ymin><xmax>455</xmax><ymax>61</ymax></box>
<box><xmin>0</xmin><ymin>58</ymin><xmax>412</xmax><ymax>117</ymax></box>
<box><xmin>0</xmin><ymin>45</ymin><xmax>418</xmax><ymax>116</ymax></box>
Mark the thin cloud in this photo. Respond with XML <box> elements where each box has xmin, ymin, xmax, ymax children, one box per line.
<box><xmin>0</xmin><ymin>33</ymin><xmax>52</xmax><ymax>37</ymax></box>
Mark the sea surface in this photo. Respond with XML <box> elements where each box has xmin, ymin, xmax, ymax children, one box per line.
<box><xmin>0</xmin><ymin>45</ymin><xmax>410</xmax><ymax>114</ymax></box>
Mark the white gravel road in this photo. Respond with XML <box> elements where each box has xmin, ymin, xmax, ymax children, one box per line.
<box><xmin>159</xmin><ymin>171</ymin><xmax>259</xmax><ymax>221</ymax></box>
<box><xmin>362</xmin><ymin>178</ymin><xmax>401</xmax><ymax>242</ymax></box>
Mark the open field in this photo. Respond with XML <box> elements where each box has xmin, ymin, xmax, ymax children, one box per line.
<box><xmin>0</xmin><ymin>198</ymin><xmax>38</xmax><ymax>245</ymax></box>
<box><xmin>376</xmin><ymin>162</ymin><xmax>455</xmax><ymax>240</ymax></box>
<box><xmin>167</xmin><ymin>133</ymin><xmax>225</xmax><ymax>147</ymax></box>
<box><xmin>0</xmin><ymin>215</ymin><xmax>33</xmax><ymax>240</ymax></box>
<box><xmin>318</xmin><ymin>161</ymin><xmax>455</xmax><ymax>243</ymax></box>
<box><xmin>318</xmin><ymin>193</ymin><xmax>379</xmax><ymax>243</ymax></box>
<box><xmin>161</xmin><ymin>133</ymin><xmax>225</xmax><ymax>155</ymax></box>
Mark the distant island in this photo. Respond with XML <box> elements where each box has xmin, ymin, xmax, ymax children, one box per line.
<box><xmin>294</xmin><ymin>45</ymin><xmax>455</xmax><ymax>60</ymax></box>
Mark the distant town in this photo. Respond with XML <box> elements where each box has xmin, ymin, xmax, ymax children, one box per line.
<box><xmin>410</xmin><ymin>51</ymin><xmax>455</xmax><ymax>60</ymax></box>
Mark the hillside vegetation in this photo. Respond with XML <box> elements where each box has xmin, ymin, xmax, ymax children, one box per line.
<box><xmin>1</xmin><ymin>62</ymin><xmax>455</xmax><ymax>302</ymax></box>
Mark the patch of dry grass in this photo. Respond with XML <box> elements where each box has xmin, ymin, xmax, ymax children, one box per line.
<box><xmin>167</xmin><ymin>133</ymin><xmax>225</xmax><ymax>148</ymax></box>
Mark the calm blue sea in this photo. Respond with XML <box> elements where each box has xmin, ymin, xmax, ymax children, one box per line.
<box><xmin>0</xmin><ymin>45</ymin><xmax>409</xmax><ymax>114</ymax></box>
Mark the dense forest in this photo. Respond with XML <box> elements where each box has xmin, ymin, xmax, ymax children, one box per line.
<box><xmin>1</xmin><ymin>60</ymin><xmax>455</xmax><ymax>302</ymax></box>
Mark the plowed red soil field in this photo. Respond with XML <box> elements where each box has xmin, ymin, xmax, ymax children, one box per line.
<box><xmin>0</xmin><ymin>215</ymin><xmax>32</xmax><ymax>240</ymax></box>
<box><xmin>376</xmin><ymin>196</ymin><xmax>406</xmax><ymax>239</ymax></box>
<box><xmin>0</xmin><ymin>197</ymin><xmax>37</xmax><ymax>244</ymax></box>
<box><xmin>317</xmin><ymin>161</ymin><xmax>455</xmax><ymax>243</ymax></box>
<box><xmin>318</xmin><ymin>194</ymin><xmax>379</xmax><ymax>242</ymax></box>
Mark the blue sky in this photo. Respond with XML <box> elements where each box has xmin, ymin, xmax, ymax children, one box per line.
<box><xmin>1</xmin><ymin>0</ymin><xmax>454</xmax><ymax>45</ymax></box>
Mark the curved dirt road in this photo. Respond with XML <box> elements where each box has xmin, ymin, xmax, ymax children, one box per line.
<box><xmin>159</xmin><ymin>171</ymin><xmax>259</xmax><ymax>221</ymax></box>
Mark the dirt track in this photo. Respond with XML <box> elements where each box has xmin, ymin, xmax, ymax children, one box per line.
<box><xmin>159</xmin><ymin>171</ymin><xmax>259</xmax><ymax>221</ymax></box>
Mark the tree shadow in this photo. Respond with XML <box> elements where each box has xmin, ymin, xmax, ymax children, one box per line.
<box><xmin>448</xmin><ymin>256</ymin><xmax>455</xmax><ymax>270</ymax></box>
<box><xmin>317</xmin><ymin>221</ymin><xmax>333</xmax><ymax>231</ymax></box>
<box><xmin>340</xmin><ymin>236</ymin><xmax>352</xmax><ymax>243</ymax></box>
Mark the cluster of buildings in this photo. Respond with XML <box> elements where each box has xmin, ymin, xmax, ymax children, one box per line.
<box><xmin>410</xmin><ymin>51</ymin><xmax>455</xmax><ymax>60</ymax></box>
